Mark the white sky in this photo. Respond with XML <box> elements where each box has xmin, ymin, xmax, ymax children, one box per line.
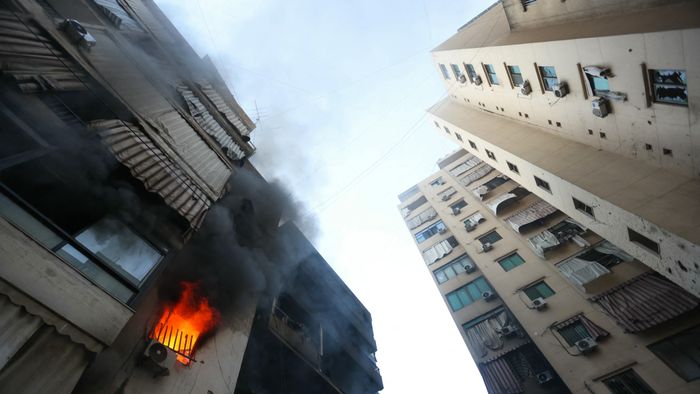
<box><xmin>155</xmin><ymin>1</ymin><xmax>493</xmax><ymax>392</ymax></box>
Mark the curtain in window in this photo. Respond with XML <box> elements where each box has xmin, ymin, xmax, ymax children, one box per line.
<box><xmin>406</xmin><ymin>207</ymin><xmax>437</xmax><ymax>230</ymax></box>
<box><xmin>557</xmin><ymin>257</ymin><xmax>610</xmax><ymax>286</ymax></box>
<box><xmin>438</xmin><ymin>187</ymin><xmax>457</xmax><ymax>200</ymax></box>
<box><xmin>553</xmin><ymin>314</ymin><xmax>609</xmax><ymax>343</ymax></box>
<box><xmin>591</xmin><ymin>242</ymin><xmax>634</xmax><ymax>263</ymax></box>
<box><xmin>505</xmin><ymin>200</ymin><xmax>558</xmax><ymax>232</ymax></box>
<box><xmin>591</xmin><ymin>272</ymin><xmax>699</xmax><ymax>332</ymax></box>
<box><xmin>422</xmin><ymin>239</ymin><xmax>454</xmax><ymax>265</ymax></box>
<box><xmin>465</xmin><ymin>309</ymin><xmax>513</xmax><ymax>358</ymax></box>
<box><xmin>460</xmin><ymin>164</ymin><xmax>494</xmax><ymax>187</ymax></box>
<box><xmin>527</xmin><ymin>230</ymin><xmax>560</xmax><ymax>259</ymax></box>
<box><xmin>479</xmin><ymin>358</ymin><xmax>523</xmax><ymax>394</ymax></box>
<box><xmin>449</xmin><ymin>155</ymin><xmax>482</xmax><ymax>177</ymax></box>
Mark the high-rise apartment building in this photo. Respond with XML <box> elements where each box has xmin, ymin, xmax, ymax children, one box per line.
<box><xmin>0</xmin><ymin>1</ymin><xmax>381</xmax><ymax>393</ymax></box>
<box><xmin>428</xmin><ymin>0</ymin><xmax>700</xmax><ymax>298</ymax></box>
<box><xmin>398</xmin><ymin>2</ymin><xmax>700</xmax><ymax>392</ymax></box>
<box><xmin>398</xmin><ymin>149</ymin><xmax>699</xmax><ymax>393</ymax></box>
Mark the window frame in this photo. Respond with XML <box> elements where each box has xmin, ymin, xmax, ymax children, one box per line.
<box><xmin>602</xmin><ymin>369</ymin><xmax>656</xmax><ymax>394</ymax></box>
<box><xmin>538</xmin><ymin>66</ymin><xmax>559</xmax><ymax>91</ymax></box>
<box><xmin>628</xmin><ymin>228</ymin><xmax>660</xmax><ymax>255</ymax></box>
<box><xmin>468</xmin><ymin>140</ymin><xmax>478</xmax><ymax>150</ymax></box>
<box><xmin>647</xmin><ymin>69</ymin><xmax>687</xmax><ymax>106</ymax></box>
<box><xmin>450</xmin><ymin>63</ymin><xmax>463</xmax><ymax>80</ymax></box>
<box><xmin>497</xmin><ymin>252</ymin><xmax>525</xmax><ymax>272</ymax></box>
<box><xmin>534</xmin><ymin>176</ymin><xmax>551</xmax><ymax>193</ymax></box>
<box><xmin>439</xmin><ymin>64</ymin><xmax>450</xmax><ymax>80</ymax></box>
<box><xmin>484</xmin><ymin>63</ymin><xmax>499</xmax><ymax>85</ymax></box>
<box><xmin>478</xmin><ymin>230</ymin><xmax>502</xmax><ymax>245</ymax></box>
<box><xmin>464</xmin><ymin>63</ymin><xmax>478</xmax><ymax>83</ymax></box>
<box><xmin>485</xmin><ymin>149</ymin><xmax>496</xmax><ymax>160</ymax></box>
<box><xmin>572</xmin><ymin>197</ymin><xmax>594</xmax><ymax>218</ymax></box>
<box><xmin>648</xmin><ymin>325</ymin><xmax>700</xmax><ymax>382</ymax></box>
<box><xmin>507</xmin><ymin>65</ymin><xmax>524</xmax><ymax>87</ymax></box>
<box><xmin>523</xmin><ymin>281</ymin><xmax>555</xmax><ymax>300</ymax></box>
<box><xmin>455</xmin><ymin>133</ymin><xmax>463</xmax><ymax>142</ymax></box>
<box><xmin>434</xmin><ymin>254</ymin><xmax>476</xmax><ymax>284</ymax></box>
<box><xmin>557</xmin><ymin>320</ymin><xmax>592</xmax><ymax>346</ymax></box>
<box><xmin>415</xmin><ymin>220</ymin><xmax>447</xmax><ymax>243</ymax></box>
<box><xmin>506</xmin><ymin>161</ymin><xmax>519</xmax><ymax>174</ymax></box>
<box><xmin>446</xmin><ymin>276</ymin><xmax>492</xmax><ymax>311</ymax></box>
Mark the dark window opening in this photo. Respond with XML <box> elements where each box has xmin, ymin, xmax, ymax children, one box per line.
<box><xmin>456</xmin><ymin>133</ymin><xmax>463</xmax><ymax>142</ymax></box>
<box><xmin>439</xmin><ymin>64</ymin><xmax>450</xmax><ymax>80</ymax></box>
<box><xmin>523</xmin><ymin>281</ymin><xmax>555</xmax><ymax>300</ymax></box>
<box><xmin>485</xmin><ymin>149</ymin><xmax>496</xmax><ymax>160</ymax></box>
<box><xmin>628</xmin><ymin>228</ymin><xmax>660</xmax><ymax>255</ymax></box>
<box><xmin>649</xmin><ymin>325</ymin><xmax>700</xmax><ymax>381</ymax></box>
<box><xmin>506</xmin><ymin>161</ymin><xmax>519</xmax><ymax>174</ymax></box>
<box><xmin>573</xmin><ymin>197</ymin><xmax>594</xmax><ymax>218</ymax></box>
<box><xmin>478</xmin><ymin>230</ymin><xmax>502</xmax><ymax>245</ymax></box>
<box><xmin>468</xmin><ymin>140</ymin><xmax>477</xmax><ymax>150</ymax></box>
<box><xmin>534</xmin><ymin>176</ymin><xmax>551</xmax><ymax>192</ymax></box>
<box><xmin>602</xmin><ymin>369</ymin><xmax>656</xmax><ymax>394</ymax></box>
<box><xmin>648</xmin><ymin>69</ymin><xmax>687</xmax><ymax>106</ymax></box>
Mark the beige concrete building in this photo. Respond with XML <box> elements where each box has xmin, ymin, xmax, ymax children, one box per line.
<box><xmin>428</xmin><ymin>0</ymin><xmax>700</xmax><ymax>298</ymax></box>
<box><xmin>398</xmin><ymin>149</ymin><xmax>700</xmax><ymax>393</ymax></box>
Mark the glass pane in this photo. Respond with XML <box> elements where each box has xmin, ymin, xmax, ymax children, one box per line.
<box><xmin>540</xmin><ymin>66</ymin><xmax>557</xmax><ymax>78</ymax></box>
<box><xmin>447</xmin><ymin>293</ymin><xmax>462</xmax><ymax>310</ymax></box>
<box><xmin>453</xmin><ymin>262</ymin><xmax>465</xmax><ymax>274</ymax></box>
<box><xmin>500</xmin><ymin>259</ymin><xmax>515</xmax><ymax>271</ymax></box>
<box><xmin>512</xmin><ymin>74</ymin><xmax>524</xmax><ymax>86</ymax></box>
<box><xmin>56</xmin><ymin>245</ymin><xmax>134</xmax><ymax>303</ymax></box>
<box><xmin>74</xmin><ymin>218</ymin><xmax>162</xmax><ymax>283</ymax></box>
<box><xmin>466</xmin><ymin>282</ymin><xmax>482</xmax><ymax>301</ymax></box>
<box><xmin>508</xmin><ymin>65</ymin><xmax>521</xmax><ymax>74</ymax></box>
<box><xmin>591</xmin><ymin>76</ymin><xmax>609</xmax><ymax>92</ymax></box>
<box><xmin>435</xmin><ymin>270</ymin><xmax>448</xmax><ymax>284</ymax></box>
<box><xmin>0</xmin><ymin>193</ymin><xmax>62</xmax><ymax>249</ymax></box>
<box><xmin>543</xmin><ymin>77</ymin><xmax>558</xmax><ymax>91</ymax></box>
<box><xmin>535</xmin><ymin>282</ymin><xmax>555</xmax><ymax>298</ymax></box>
<box><xmin>440</xmin><ymin>64</ymin><xmax>450</xmax><ymax>80</ymax></box>
<box><xmin>475</xmin><ymin>277</ymin><xmax>491</xmax><ymax>293</ymax></box>
<box><xmin>445</xmin><ymin>267</ymin><xmax>457</xmax><ymax>280</ymax></box>
<box><xmin>458</xmin><ymin>289</ymin><xmax>473</xmax><ymax>307</ymax></box>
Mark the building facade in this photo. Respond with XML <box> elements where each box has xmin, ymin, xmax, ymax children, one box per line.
<box><xmin>398</xmin><ymin>149</ymin><xmax>700</xmax><ymax>393</ymax></box>
<box><xmin>0</xmin><ymin>1</ymin><xmax>381</xmax><ymax>393</ymax></box>
<box><xmin>428</xmin><ymin>0</ymin><xmax>700</xmax><ymax>298</ymax></box>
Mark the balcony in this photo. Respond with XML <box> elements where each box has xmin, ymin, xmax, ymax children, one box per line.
<box><xmin>268</xmin><ymin>305</ymin><xmax>322</xmax><ymax>370</ymax></box>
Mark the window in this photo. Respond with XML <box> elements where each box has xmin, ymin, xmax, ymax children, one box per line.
<box><xmin>573</xmin><ymin>197</ymin><xmax>594</xmax><ymax>217</ymax></box>
<box><xmin>649</xmin><ymin>325</ymin><xmax>700</xmax><ymax>381</ymax></box>
<box><xmin>506</xmin><ymin>161</ymin><xmax>519</xmax><ymax>174</ymax></box>
<box><xmin>484</xmin><ymin>64</ymin><xmax>499</xmax><ymax>85</ymax></box>
<box><xmin>450</xmin><ymin>199</ymin><xmax>468</xmax><ymax>212</ymax></box>
<box><xmin>648</xmin><ymin>69</ymin><xmax>687</xmax><ymax>106</ymax></box>
<box><xmin>415</xmin><ymin>220</ymin><xmax>447</xmax><ymax>243</ymax></box>
<box><xmin>534</xmin><ymin>176</ymin><xmax>551</xmax><ymax>192</ymax></box>
<box><xmin>497</xmin><ymin>252</ymin><xmax>525</xmax><ymax>272</ymax></box>
<box><xmin>602</xmin><ymin>369</ymin><xmax>656</xmax><ymax>394</ymax></box>
<box><xmin>464</xmin><ymin>63</ymin><xmax>478</xmax><ymax>82</ymax></box>
<box><xmin>455</xmin><ymin>133</ymin><xmax>463</xmax><ymax>142</ymax></box>
<box><xmin>468</xmin><ymin>140</ymin><xmax>477</xmax><ymax>150</ymax></box>
<box><xmin>507</xmin><ymin>65</ymin><xmax>524</xmax><ymax>86</ymax></box>
<box><xmin>443</xmin><ymin>126</ymin><xmax>450</xmax><ymax>134</ymax></box>
<box><xmin>523</xmin><ymin>281</ymin><xmax>555</xmax><ymax>300</ymax></box>
<box><xmin>628</xmin><ymin>228</ymin><xmax>660</xmax><ymax>255</ymax></box>
<box><xmin>434</xmin><ymin>254</ymin><xmax>476</xmax><ymax>284</ymax></box>
<box><xmin>430</xmin><ymin>177</ymin><xmax>445</xmax><ymax>188</ymax></box>
<box><xmin>479</xmin><ymin>230</ymin><xmax>502</xmax><ymax>245</ymax></box>
<box><xmin>446</xmin><ymin>276</ymin><xmax>492</xmax><ymax>311</ymax></box>
<box><xmin>538</xmin><ymin>66</ymin><xmax>558</xmax><ymax>91</ymax></box>
<box><xmin>450</xmin><ymin>64</ymin><xmax>463</xmax><ymax>80</ymax></box>
<box><xmin>439</xmin><ymin>64</ymin><xmax>450</xmax><ymax>80</ymax></box>
<box><xmin>557</xmin><ymin>320</ymin><xmax>593</xmax><ymax>346</ymax></box>
<box><xmin>485</xmin><ymin>149</ymin><xmax>496</xmax><ymax>160</ymax></box>
<box><xmin>433</xmin><ymin>121</ymin><xmax>439</xmax><ymax>128</ymax></box>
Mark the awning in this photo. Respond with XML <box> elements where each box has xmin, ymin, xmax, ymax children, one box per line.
<box><xmin>505</xmin><ymin>200</ymin><xmax>558</xmax><ymax>232</ymax></box>
<box><xmin>438</xmin><ymin>187</ymin><xmax>457</xmax><ymax>201</ymax></box>
<box><xmin>557</xmin><ymin>258</ymin><xmax>610</xmax><ymax>286</ymax></box>
<box><xmin>487</xmin><ymin>187</ymin><xmax>529</xmax><ymax>214</ymax></box>
<box><xmin>406</xmin><ymin>207</ymin><xmax>437</xmax><ymax>230</ymax></box>
<box><xmin>479</xmin><ymin>358</ymin><xmax>523</xmax><ymax>394</ymax></box>
<box><xmin>528</xmin><ymin>230</ymin><xmax>560</xmax><ymax>259</ymax></box>
<box><xmin>591</xmin><ymin>272</ymin><xmax>699</xmax><ymax>332</ymax></box>
<box><xmin>177</xmin><ymin>85</ymin><xmax>246</xmax><ymax>160</ymax></box>
<box><xmin>473</xmin><ymin>175</ymin><xmax>509</xmax><ymax>200</ymax></box>
<box><xmin>464</xmin><ymin>308</ymin><xmax>529</xmax><ymax>363</ymax></box>
<box><xmin>0</xmin><ymin>11</ymin><xmax>87</xmax><ymax>93</ymax></box>
<box><xmin>422</xmin><ymin>239</ymin><xmax>453</xmax><ymax>265</ymax></box>
<box><xmin>465</xmin><ymin>212</ymin><xmax>486</xmax><ymax>226</ymax></box>
<box><xmin>449</xmin><ymin>155</ymin><xmax>482</xmax><ymax>177</ymax></box>
<box><xmin>460</xmin><ymin>164</ymin><xmax>494</xmax><ymax>187</ymax></box>
<box><xmin>91</xmin><ymin>119</ymin><xmax>212</xmax><ymax>229</ymax></box>
<box><xmin>198</xmin><ymin>81</ymin><xmax>252</xmax><ymax>136</ymax></box>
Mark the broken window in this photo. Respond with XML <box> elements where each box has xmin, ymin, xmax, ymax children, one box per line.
<box><xmin>538</xmin><ymin>66</ymin><xmax>558</xmax><ymax>91</ymax></box>
<box><xmin>648</xmin><ymin>69</ymin><xmax>687</xmax><ymax>106</ymax></box>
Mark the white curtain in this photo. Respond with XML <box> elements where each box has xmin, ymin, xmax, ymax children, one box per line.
<box><xmin>593</xmin><ymin>241</ymin><xmax>634</xmax><ymax>262</ymax></box>
<box><xmin>406</xmin><ymin>208</ymin><xmax>437</xmax><ymax>229</ymax></box>
<box><xmin>557</xmin><ymin>258</ymin><xmax>610</xmax><ymax>286</ymax></box>
<box><xmin>423</xmin><ymin>240</ymin><xmax>453</xmax><ymax>265</ymax></box>
<box><xmin>461</xmin><ymin>164</ymin><xmax>494</xmax><ymax>187</ymax></box>
<box><xmin>449</xmin><ymin>156</ymin><xmax>482</xmax><ymax>177</ymax></box>
<box><xmin>465</xmin><ymin>212</ymin><xmax>485</xmax><ymax>226</ymax></box>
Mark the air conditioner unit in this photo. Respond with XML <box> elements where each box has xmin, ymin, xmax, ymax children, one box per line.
<box><xmin>536</xmin><ymin>370</ymin><xmax>555</xmax><ymax>384</ymax></box>
<box><xmin>520</xmin><ymin>80</ymin><xmax>532</xmax><ymax>95</ymax></box>
<box><xmin>61</xmin><ymin>19</ymin><xmax>97</xmax><ymax>49</ymax></box>
<box><xmin>481</xmin><ymin>242</ymin><xmax>493</xmax><ymax>252</ymax></box>
<box><xmin>463</xmin><ymin>263</ymin><xmax>476</xmax><ymax>273</ymax></box>
<box><xmin>482</xmin><ymin>291</ymin><xmax>496</xmax><ymax>301</ymax></box>
<box><xmin>553</xmin><ymin>82</ymin><xmax>569</xmax><ymax>98</ymax></box>
<box><xmin>464</xmin><ymin>222</ymin><xmax>476</xmax><ymax>232</ymax></box>
<box><xmin>499</xmin><ymin>325</ymin><xmax>517</xmax><ymax>336</ymax></box>
<box><xmin>575</xmin><ymin>337</ymin><xmax>598</xmax><ymax>353</ymax></box>
<box><xmin>592</xmin><ymin>97</ymin><xmax>609</xmax><ymax>118</ymax></box>
<box><xmin>452</xmin><ymin>207</ymin><xmax>461</xmax><ymax>215</ymax></box>
<box><xmin>441</xmin><ymin>194</ymin><xmax>450</xmax><ymax>201</ymax></box>
<box><xmin>473</xmin><ymin>75</ymin><xmax>483</xmax><ymax>86</ymax></box>
<box><xmin>438</xmin><ymin>228</ymin><xmax>447</xmax><ymax>235</ymax></box>
<box><xmin>458</xmin><ymin>75</ymin><xmax>467</xmax><ymax>84</ymax></box>
<box><xmin>531</xmin><ymin>297</ymin><xmax>547</xmax><ymax>311</ymax></box>
<box><xmin>143</xmin><ymin>340</ymin><xmax>177</xmax><ymax>374</ymax></box>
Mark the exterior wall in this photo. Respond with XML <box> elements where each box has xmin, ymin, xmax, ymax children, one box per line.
<box><xmin>432</xmin><ymin>27</ymin><xmax>700</xmax><ymax>178</ymax></box>
<box><xmin>428</xmin><ymin>101</ymin><xmax>700</xmax><ymax>297</ymax></box>
<box><xmin>399</xmin><ymin>159</ymin><xmax>700</xmax><ymax>393</ymax></box>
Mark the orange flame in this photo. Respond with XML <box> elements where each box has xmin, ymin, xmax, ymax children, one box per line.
<box><xmin>150</xmin><ymin>281</ymin><xmax>220</xmax><ymax>365</ymax></box>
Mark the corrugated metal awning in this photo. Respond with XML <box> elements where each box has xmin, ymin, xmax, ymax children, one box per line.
<box><xmin>91</xmin><ymin>119</ymin><xmax>212</xmax><ymax>229</ymax></box>
<box><xmin>505</xmin><ymin>200</ymin><xmax>558</xmax><ymax>232</ymax></box>
<box><xmin>198</xmin><ymin>82</ymin><xmax>252</xmax><ymax>136</ymax></box>
<box><xmin>479</xmin><ymin>357</ymin><xmax>523</xmax><ymax>394</ymax></box>
<box><xmin>406</xmin><ymin>207</ymin><xmax>437</xmax><ymax>230</ymax></box>
<box><xmin>0</xmin><ymin>11</ymin><xmax>87</xmax><ymax>93</ymax></box>
<box><xmin>590</xmin><ymin>271</ymin><xmax>699</xmax><ymax>332</ymax></box>
<box><xmin>448</xmin><ymin>155</ymin><xmax>482</xmax><ymax>177</ymax></box>
<box><xmin>460</xmin><ymin>164</ymin><xmax>494</xmax><ymax>187</ymax></box>
<box><xmin>177</xmin><ymin>84</ymin><xmax>246</xmax><ymax>160</ymax></box>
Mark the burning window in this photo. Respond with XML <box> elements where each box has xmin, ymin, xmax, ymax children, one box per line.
<box><xmin>150</xmin><ymin>281</ymin><xmax>220</xmax><ymax>365</ymax></box>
